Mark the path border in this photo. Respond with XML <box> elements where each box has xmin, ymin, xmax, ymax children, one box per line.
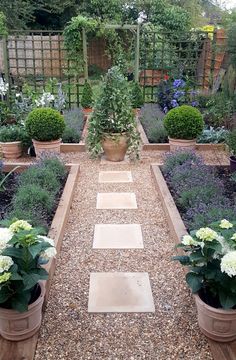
<box><xmin>151</xmin><ymin>164</ymin><xmax>236</xmax><ymax>360</ymax></box>
<box><xmin>0</xmin><ymin>163</ymin><xmax>80</xmax><ymax>360</ymax></box>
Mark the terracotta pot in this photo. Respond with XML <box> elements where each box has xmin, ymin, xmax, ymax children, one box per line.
<box><xmin>101</xmin><ymin>133</ymin><xmax>128</xmax><ymax>162</ymax></box>
<box><xmin>1</xmin><ymin>141</ymin><xmax>22</xmax><ymax>159</ymax></box>
<box><xmin>132</xmin><ymin>108</ymin><xmax>141</xmax><ymax>117</ymax></box>
<box><xmin>194</xmin><ymin>293</ymin><xmax>236</xmax><ymax>342</ymax></box>
<box><xmin>0</xmin><ymin>282</ymin><xmax>45</xmax><ymax>341</ymax></box>
<box><xmin>83</xmin><ymin>108</ymin><xmax>93</xmax><ymax>120</ymax></box>
<box><xmin>32</xmin><ymin>138</ymin><xmax>61</xmax><ymax>157</ymax></box>
<box><xmin>168</xmin><ymin>137</ymin><xmax>196</xmax><ymax>151</ymax></box>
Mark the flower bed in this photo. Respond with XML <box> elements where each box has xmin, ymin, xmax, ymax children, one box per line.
<box><xmin>161</xmin><ymin>151</ymin><xmax>236</xmax><ymax>231</ymax></box>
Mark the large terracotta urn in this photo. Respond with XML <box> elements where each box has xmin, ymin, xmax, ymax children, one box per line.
<box><xmin>101</xmin><ymin>133</ymin><xmax>128</xmax><ymax>162</ymax></box>
<box><xmin>1</xmin><ymin>141</ymin><xmax>22</xmax><ymax>159</ymax></box>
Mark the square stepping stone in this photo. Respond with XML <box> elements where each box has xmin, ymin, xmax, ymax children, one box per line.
<box><xmin>96</xmin><ymin>193</ymin><xmax>137</xmax><ymax>209</ymax></box>
<box><xmin>88</xmin><ymin>272</ymin><xmax>155</xmax><ymax>313</ymax></box>
<box><xmin>93</xmin><ymin>224</ymin><xmax>143</xmax><ymax>249</ymax></box>
<box><xmin>98</xmin><ymin>171</ymin><xmax>133</xmax><ymax>183</ymax></box>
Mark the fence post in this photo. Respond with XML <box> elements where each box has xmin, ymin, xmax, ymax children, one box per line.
<box><xmin>2</xmin><ymin>34</ymin><xmax>10</xmax><ymax>105</ymax></box>
<box><xmin>82</xmin><ymin>28</ymin><xmax>88</xmax><ymax>80</ymax></box>
<box><xmin>134</xmin><ymin>24</ymin><xmax>140</xmax><ymax>82</ymax></box>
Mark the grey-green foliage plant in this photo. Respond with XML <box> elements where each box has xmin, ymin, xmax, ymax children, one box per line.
<box><xmin>62</xmin><ymin>108</ymin><xmax>84</xmax><ymax>143</ymax></box>
<box><xmin>87</xmin><ymin>66</ymin><xmax>140</xmax><ymax>159</ymax></box>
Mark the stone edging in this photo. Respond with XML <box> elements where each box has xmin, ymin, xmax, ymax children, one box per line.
<box><xmin>151</xmin><ymin>163</ymin><xmax>236</xmax><ymax>360</ymax></box>
<box><xmin>0</xmin><ymin>163</ymin><xmax>80</xmax><ymax>360</ymax></box>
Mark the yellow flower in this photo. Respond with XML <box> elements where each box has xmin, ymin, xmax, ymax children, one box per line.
<box><xmin>0</xmin><ymin>272</ymin><xmax>11</xmax><ymax>284</ymax></box>
<box><xmin>219</xmin><ymin>219</ymin><xmax>233</xmax><ymax>229</ymax></box>
<box><xmin>196</xmin><ymin>227</ymin><xmax>218</xmax><ymax>242</ymax></box>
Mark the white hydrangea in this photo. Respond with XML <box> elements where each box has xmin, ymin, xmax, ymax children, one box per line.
<box><xmin>182</xmin><ymin>235</ymin><xmax>199</xmax><ymax>246</ymax></box>
<box><xmin>196</xmin><ymin>227</ymin><xmax>218</xmax><ymax>242</ymax></box>
<box><xmin>40</xmin><ymin>247</ymin><xmax>57</xmax><ymax>261</ymax></box>
<box><xmin>221</xmin><ymin>251</ymin><xmax>236</xmax><ymax>277</ymax></box>
<box><xmin>9</xmin><ymin>220</ymin><xmax>32</xmax><ymax>233</ymax></box>
<box><xmin>38</xmin><ymin>235</ymin><xmax>55</xmax><ymax>247</ymax></box>
<box><xmin>219</xmin><ymin>219</ymin><xmax>233</xmax><ymax>229</ymax></box>
<box><xmin>231</xmin><ymin>233</ymin><xmax>236</xmax><ymax>241</ymax></box>
<box><xmin>0</xmin><ymin>228</ymin><xmax>13</xmax><ymax>254</ymax></box>
<box><xmin>0</xmin><ymin>255</ymin><xmax>14</xmax><ymax>273</ymax></box>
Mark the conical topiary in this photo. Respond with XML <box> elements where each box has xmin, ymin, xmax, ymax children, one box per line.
<box><xmin>131</xmin><ymin>81</ymin><xmax>144</xmax><ymax>108</ymax></box>
<box><xmin>81</xmin><ymin>80</ymin><xmax>93</xmax><ymax>108</ymax></box>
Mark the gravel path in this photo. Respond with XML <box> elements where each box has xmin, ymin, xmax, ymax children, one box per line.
<box><xmin>33</xmin><ymin>151</ymin><xmax>219</xmax><ymax>360</ymax></box>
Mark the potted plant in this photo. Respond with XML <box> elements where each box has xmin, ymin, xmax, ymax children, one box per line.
<box><xmin>163</xmin><ymin>105</ymin><xmax>204</xmax><ymax>151</ymax></box>
<box><xmin>87</xmin><ymin>66</ymin><xmax>140</xmax><ymax>162</ymax></box>
<box><xmin>226</xmin><ymin>130</ymin><xmax>236</xmax><ymax>172</ymax></box>
<box><xmin>81</xmin><ymin>80</ymin><xmax>93</xmax><ymax>118</ymax></box>
<box><xmin>174</xmin><ymin>219</ymin><xmax>236</xmax><ymax>342</ymax></box>
<box><xmin>0</xmin><ymin>125</ymin><xmax>26</xmax><ymax>159</ymax></box>
<box><xmin>0</xmin><ymin>219</ymin><xmax>56</xmax><ymax>341</ymax></box>
<box><xmin>131</xmin><ymin>81</ymin><xmax>144</xmax><ymax>117</ymax></box>
<box><xmin>25</xmin><ymin>107</ymin><xmax>65</xmax><ymax>157</ymax></box>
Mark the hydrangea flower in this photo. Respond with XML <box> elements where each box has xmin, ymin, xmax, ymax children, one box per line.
<box><xmin>231</xmin><ymin>233</ymin><xmax>236</xmax><ymax>241</ymax></box>
<box><xmin>171</xmin><ymin>99</ymin><xmax>179</xmax><ymax>108</ymax></box>
<box><xmin>219</xmin><ymin>219</ymin><xmax>233</xmax><ymax>229</ymax></box>
<box><xmin>196</xmin><ymin>227</ymin><xmax>218</xmax><ymax>242</ymax></box>
<box><xmin>182</xmin><ymin>235</ymin><xmax>198</xmax><ymax>246</ymax></box>
<box><xmin>173</xmin><ymin>79</ymin><xmax>186</xmax><ymax>88</ymax></box>
<box><xmin>0</xmin><ymin>272</ymin><xmax>11</xmax><ymax>284</ymax></box>
<box><xmin>38</xmin><ymin>235</ymin><xmax>57</xmax><ymax>262</ymax></box>
<box><xmin>0</xmin><ymin>228</ymin><xmax>13</xmax><ymax>254</ymax></box>
<box><xmin>0</xmin><ymin>255</ymin><xmax>13</xmax><ymax>273</ymax></box>
<box><xmin>9</xmin><ymin>220</ymin><xmax>32</xmax><ymax>233</ymax></box>
<box><xmin>221</xmin><ymin>251</ymin><xmax>236</xmax><ymax>277</ymax></box>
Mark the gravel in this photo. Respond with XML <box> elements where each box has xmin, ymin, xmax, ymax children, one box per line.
<box><xmin>33</xmin><ymin>150</ymin><xmax>216</xmax><ymax>360</ymax></box>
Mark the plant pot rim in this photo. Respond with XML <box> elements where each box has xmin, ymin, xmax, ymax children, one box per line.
<box><xmin>193</xmin><ymin>293</ymin><xmax>236</xmax><ymax>314</ymax></box>
<box><xmin>0</xmin><ymin>282</ymin><xmax>45</xmax><ymax>315</ymax></box>
<box><xmin>32</xmin><ymin>138</ymin><xmax>62</xmax><ymax>144</ymax></box>
<box><xmin>0</xmin><ymin>141</ymin><xmax>22</xmax><ymax>145</ymax></box>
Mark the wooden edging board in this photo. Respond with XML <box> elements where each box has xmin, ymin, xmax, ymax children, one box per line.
<box><xmin>137</xmin><ymin>118</ymin><xmax>226</xmax><ymax>152</ymax></box>
<box><xmin>0</xmin><ymin>163</ymin><xmax>80</xmax><ymax>360</ymax></box>
<box><xmin>151</xmin><ymin>164</ymin><xmax>236</xmax><ymax>360</ymax></box>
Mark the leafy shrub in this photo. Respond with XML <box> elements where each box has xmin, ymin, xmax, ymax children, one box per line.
<box><xmin>131</xmin><ymin>82</ymin><xmax>144</xmax><ymax>108</ymax></box>
<box><xmin>88</xmin><ymin>64</ymin><xmax>105</xmax><ymax>79</ymax></box>
<box><xmin>25</xmin><ymin>108</ymin><xmax>65</xmax><ymax>141</ymax></box>
<box><xmin>162</xmin><ymin>151</ymin><xmax>235</xmax><ymax>230</ymax></box>
<box><xmin>81</xmin><ymin>81</ymin><xmax>93</xmax><ymax>108</ymax></box>
<box><xmin>0</xmin><ymin>125</ymin><xmax>31</xmax><ymax>148</ymax></box>
<box><xmin>0</xmin><ymin>101</ymin><xmax>11</xmax><ymax>125</ymax></box>
<box><xmin>41</xmin><ymin>156</ymin><xmax>67</xmax><ymax>180</ymax></box>
<box><xmin>203</xmin><ymin>93</ymin><xmax>234</xmax><ymax>128</ymax></box>
<box><xmin>62</xmin><ymin>108</ymin><xmax>84</xmax><ymax>143</ymax></box>
<box><xmin>226</xmin><ymin>129</ymin><xmax>236</xmax><ymax>156</ymax></box>
<box><xmin>164</xmin><ymin>105</ymin><xmax>204</xmax><ymax>139</ymax></box>
<box><xmin>197</xmin><ymin>126</ymin><xmax>229</xmax><ymax>144</ymax></box>
<box><xmin>18</xmin><ymin>166</ymin><xmax>60</xmax><ymax>194</ymax></box>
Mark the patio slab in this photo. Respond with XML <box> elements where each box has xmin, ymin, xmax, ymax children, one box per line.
<box><xmin>93</xmin><ymin>224</ymin><xmax>143</xmax><ymax>249</ymax></box>
<box><xmin>98</xmin><ymin>171</ymin><xmax>133</xmax><ymax>183</ymax></box>
<box><xmin>88</xmin><ymin>272</ymin><xmax>155</xmax><ymax>313</ymax></box>
<box><xmin>96</xmin><ymin>193</ymin><xmax>137</xmax><ymax>209</ymax></box>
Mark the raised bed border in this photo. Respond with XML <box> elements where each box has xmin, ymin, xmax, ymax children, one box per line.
<box><xmin>151</xmin><ymin>164</ymin><xmax>236</xmax><ymax>360</ymax></box>
<box><xmin>137</xmin><ymin>117</ymin><xmax>226</xmax><ymax>152</ymax></box>
<box><xmin>0</xmin><ymin>162</ymin><xmax>80</xmax><ymax>360</ymax></box>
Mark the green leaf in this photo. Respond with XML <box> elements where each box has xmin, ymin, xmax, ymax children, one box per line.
<box><xmin>206</xmin><ymin>240</ymin><xmax>222</xmax><ymax>252</ymax></box>
<box><xmin>219</xmin><ymin>292</ymin><xmax>236</xmax><ymax>309</ymax></box>
<box><xmin>11</xmin><ymin>292</ymin><xmax>31</xmax><ymax>313</ymax></box>
<box><xmin>10</xmin><ymin>273</ymin><xmax>23</xmax><ymax>281</ymax></box>
<box><xmin>186</xmin><ymin>272</ymin><xmax>203</xmax><ymax>293</ymax></box>
<box><xmin>0</xmin><ymin>286</ymin><xmax>11</xmax><ymax>303</ymax></box>
<box><xmin>33</xmin><ymin>268</ymin><xmax>48</xmax><ymax>279</ymax></box>
<box><xmin>28</xmin><ymin>243</ymin><xmax>43</xmax><ymax>259</ymax></box>
<box><xmin>2</xmin><ymin>247</ymin><xmax>24</xmax><ymax>259</ymax></box>
<box><xmin>23</xmin><ymin>273</ymin><xmax>41</xmax><ymax>291</ymax></box>
<box><xmin>189</xmin><ymin>251</ymin><xmax>205</xmax><ymax>263</ymax></box>
<box><xmin>172</xmin><ymin>255</ymin><xmax>190</xmax><ymax>265</ymax></box>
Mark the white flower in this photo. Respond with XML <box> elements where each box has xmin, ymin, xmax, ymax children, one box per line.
<box><xmin>182</xmin><ymin>235</ymin><xmax>199</xmax><ymax>246</ymax></box>
<box><xmin>9</xmin><ymin>220</ymin><xmax>32</xmax><ymax>233</ymax></box>
<box><xmin>40</xmin><ymin>247</ymin><xmax>57</xmax><ymax>261</ymax></box>
<box><xmin>219</xmin><ymin>219</ymin><xmax>233</xmax><ymax>229</ymax></box>
<box><xmin>0</xmin><ymin>228</ymin><xmax>13</xmax><ymax>254</ymax></box>
<box><xmin>221</xmin><ymin>251</ymin><xmax>236</xmax><ymax>277</ymax></box>
<box><xmin>0</xmin><ymin>255</ymin><xmax>14</xmax><ymax>273</ymax></box>
<box><xmin>196</xmin><ymin>227</ymin><xmax>218</xmax><ymax>242</ymax></box>
<box><xmin>38</xmin><ymin>235</ymin><xmax>55</xmax><ymax>247</ymax></box>
<box><xmin>231</xmin><ymin>233</ymin><xmax>236</xmax><ymax>241</ymax></box>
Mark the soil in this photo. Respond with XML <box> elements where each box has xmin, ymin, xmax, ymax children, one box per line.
<box><xmin>0</xmin><ymin>173</ymin><xmax>19</xmax><ymax>220</ymax></box>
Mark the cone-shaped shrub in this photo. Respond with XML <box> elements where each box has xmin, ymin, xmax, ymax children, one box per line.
<box><xmin>81</xmin><ymin>80</ymin><xmax>93</xmax><ymax>108</ymax></box>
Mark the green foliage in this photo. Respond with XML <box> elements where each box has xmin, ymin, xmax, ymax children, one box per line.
<box><xmin>87</xmin><ymin>66</ymin><xmax>139</xmax><ymax>158</ymax></box>
<box><xmin>227</xmin><ymin>23</ymin><xmax>236</xmax><ymax>70</ymax></box>
<box><xmin>0</xmin><ymin>11</ymin><xmax>7</xmax><ymax>35</ymax></box>
<box><xmin>226</xmin><ymin>130</ymin><xmax>236</xmax><ymax>156</ymax></box>
<box><xmin>0</xmin><ymin>101</ymin><xmax>11</xmax><ymax>126</ymax></box>
<box><xmin>131</xmin><ymin>82</ymin><xmax>144</xmax><ymax>108</ymax></box>
<box><xmin>62</xmin><ymin>108</ymin><xmax>84</xmax><ymax>143</ymax></box>
<box><xmin>25</xmin><ymin>108</ymin><xmax>65</xmax><ymax>142</ymax></box>
<box><xmin>223</xmin><ymin>65</ymin><xmax>236</xmax><ymax>98</ymax></box>
<box><xmin>0</xmin><ymin>221</ymin><xmax>56</xmax><ymax>312</ymax></box>
<box><xmin>203</xmin><ymin>93</ymin><xmax>234</xmax><ymax>128</ymax></box>
<box><xmin>0</xmin><ymin>125</ymin><xmax>26</xmax><ymax>143</ymax></box>
<box><xmin>163</xmin><ymin>105</ymin><xmax>204</xmax><ymax>139</ymax></box>
<box><xmin>81</xmin><ymin>81</ymin><xmax>93</xmax><ymax>109</ymax></box>
<box><xmin>173</xmin><ymin>220</ymin><xmax>236</xmax><ymax>309</ymax></box>
<box><xmin>18</xmin><ymin>167</ymin><xmax>60</xmax><ymax>194</ymax></box>
<box><xmin>178</xmin><ymin>185</ymin><xmax>222</xmax><ymax>209</ymax></box>
<box><xmin>41</xmin><ymin>156</ymin><xmax>67</xmax><ymax>180</ymax></box>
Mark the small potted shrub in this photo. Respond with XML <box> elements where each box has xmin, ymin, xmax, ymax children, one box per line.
<box><xmin>174</xmin><ymin>220</ymin><xmax>236</xmax><ymax>342</ymax></box>
<box><xmin>0</xmin><ymin>219</ymin><xmax>56</xmax><ymax>341</ymax></box>
<box><xmin>131</xmin><ymin>82</ymin><xmax>144</xmax><ymax>116</ymax></box>
<box><xmin>87</xmin><ymin>66</ymin><xmax>139</xmax><ymax>162</ymax></box>
<box><xmin>25</xmin><ymin>108</ymin><xmax>65</xmax><ymax>157</ymax></box>
<box><xmin>163</xmin><ymin>105</ymin><xmax>204</xmax><ymax>151</ymax></box>
<box><xmin>81</xmin><ymin>80</ymin><xmax>93</xmax><ymax>118</ymax></box>
<box><xmin>226</xmin><ymin>130</ymin><xmax>236</xmax><ymax>172</ymax></box>
<box><xmin>0</xmin><ymin>125</ymin><xmax>26</xmax><ymax>159</ymax></box>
